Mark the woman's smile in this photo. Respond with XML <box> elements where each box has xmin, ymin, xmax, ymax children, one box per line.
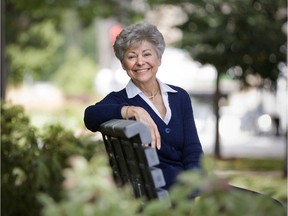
<box><xmin>133</xmin><ymin>68</ymin><xmax>150</xmax><ymax>73</ymax></box>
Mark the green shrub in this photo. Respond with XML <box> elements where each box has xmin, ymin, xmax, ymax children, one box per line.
<box><xmin>39</xmin><ymin>156</ymin><xmax>286</xmax><ymax>216</ymax></box>
<box><xmin>144</xmin><ymin>170</ymin><xmax>286</xmax><ymax>216</ymax></box>
<box><xmin>39</xmin><ymin>156</ymin><xmax>141</xmax><ymax>216</ymax></box>
<box><xmin>1</xmin><ymin>102</ymin><xmax>103</xmax><ymax>216</ymax></box>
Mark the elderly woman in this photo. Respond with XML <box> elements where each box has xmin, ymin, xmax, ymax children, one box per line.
<box><xmin>84</xmin><ymin>22</ymin><xmax>203</xmax><ymax>190</ymax></box>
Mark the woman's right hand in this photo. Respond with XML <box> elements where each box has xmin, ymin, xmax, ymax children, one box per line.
<box><xmin>121</xmin><ymin>106</ymin><xmax>161</xmax><ymax>150</ymax></box>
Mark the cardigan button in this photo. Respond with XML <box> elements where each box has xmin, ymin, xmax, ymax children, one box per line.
<box><xmin>165</xmin><ymin>128</ymin><xmax>171</xmax><ymax>133</ymax></box>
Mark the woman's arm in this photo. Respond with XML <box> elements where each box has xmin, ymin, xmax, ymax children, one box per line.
<box><xmin>84</xmin><ymin>91</ymin><xmax>129</xmax><ymax>132</ymax></box>
<box><xmin>84</xmin><ymin>91</ymin><xmax>161</xmax><ymax>149</ymax></box>
<box><xmin>84</xmin><ymin>103</ymin><xmax>124</xmax><ymax>132</ymax></box>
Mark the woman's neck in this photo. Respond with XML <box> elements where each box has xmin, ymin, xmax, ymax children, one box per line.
<box><xmin>134</xmin><ymin>79</ymin><xmax>160</xmax><ymax>98</ymax></box>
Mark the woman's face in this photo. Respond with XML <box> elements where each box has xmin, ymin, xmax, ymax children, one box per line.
<box><xmin>122</xmin><ymin>41</ymin><xmax>161</xmax><ymax>84</ymax></box>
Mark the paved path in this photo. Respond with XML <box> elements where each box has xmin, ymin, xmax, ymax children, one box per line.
<box><xmin>199</xmin><ymin>131</ymin><xmax>287</xmax><ymax>159</ymax></box>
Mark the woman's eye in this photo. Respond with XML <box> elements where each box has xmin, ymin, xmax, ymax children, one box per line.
<box><xmin>144</xmin><ymin>53</ymin><xmax>152</xmax><ymax>57</ymax></box>
<box><xmin>128</xmin><ymin>56</ymin><xmax>136</xmax><ymax>60</ymax></box>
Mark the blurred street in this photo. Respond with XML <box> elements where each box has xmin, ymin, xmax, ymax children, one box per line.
<box><xmin>199</xmin><ymin>131</ymin><xmax>287</xmax><ymax>159</ymax></box>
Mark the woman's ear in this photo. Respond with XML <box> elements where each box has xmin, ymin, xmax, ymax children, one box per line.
<box><xmin>158</xmin><ymin>57</ymin><xmax>162</xmax><ymax>66</ymax></box>
<box><xmin>121</xmin><ymin>62</ymin><xmax>126</xmax><ymax>70</ymax></box>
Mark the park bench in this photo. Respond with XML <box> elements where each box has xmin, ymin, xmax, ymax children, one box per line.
<box><xmin>99</xmin><ymin>119</ymin><xmax>169</xmax><ymax>201</ymax></box>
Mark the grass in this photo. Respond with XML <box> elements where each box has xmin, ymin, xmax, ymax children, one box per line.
<box><xmin>214</xmin><ymin>157</ymin><xmax>286</xmax><ymax>171</ymax></box>
<box><xmin>207</xmin><ymin>156</ymin><xmax>287</xmax><ymax>204</ymax></box>
<box><xmin>227</xmin><ymin>171</ymin><xmax>287</xmax><ymax>203</ymax></box>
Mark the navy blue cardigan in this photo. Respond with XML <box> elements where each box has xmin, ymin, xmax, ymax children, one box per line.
<box><xmin>84</xmin><ymin>84</ymin><xmax>203</xmax><ymax>190</ymax></box>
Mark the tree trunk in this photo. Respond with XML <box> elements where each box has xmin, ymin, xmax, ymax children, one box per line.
<box><xmin>214</xmin><ymin>72</ymin><xmax>221</xmax><ymax>158</ymax></box>
<box><xmin>284</xmin><ymin>132</ymin><xmax>287</xmax><ymax>177</ymax></box>
<box><xmin>1</xmin><ymin>0</ymin><xmax>6</xmax><ymax>101</ymax></box>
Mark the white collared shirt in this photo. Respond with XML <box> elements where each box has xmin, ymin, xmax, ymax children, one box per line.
<box><xmin>125</xmin><ymin>79</ymin><xmax>177</xmax><ymax>125</ymax></box>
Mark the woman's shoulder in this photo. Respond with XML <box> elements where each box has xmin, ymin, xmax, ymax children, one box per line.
<box><xmin>101</xmin><ymin>88</ymin><xmax>127</xmax><ymax>102</ymax></box>
<box><xmin>108</xmin><ymin>88</ymin><xmax>126</xmax><ymax>96</ymax></box>
<box><xmin>166</xmin><ymin>84</ymin><xmax>189</xmax><ymax>95</ymax></box>
<box><xmin>165</xmin><ymin>84</ymin><xmax>191</xmax><ymax>105</ymax></box>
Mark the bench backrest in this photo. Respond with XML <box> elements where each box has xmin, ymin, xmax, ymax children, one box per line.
<box><xmin>99</xmin><ymin>119</ymin><xmax>168</xmax><ymax>201</ymax></box>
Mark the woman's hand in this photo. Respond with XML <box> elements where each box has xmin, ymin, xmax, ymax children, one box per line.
<box><xmin>121</xmin><ymin>106</ymin><xmax>161</xmax><ymax>149</ymax></box>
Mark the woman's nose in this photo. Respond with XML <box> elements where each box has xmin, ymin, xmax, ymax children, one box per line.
<box><xmin>136</xmin><ymin>56</ymin><xmax>144</xmax><ymax>65</ymax></box>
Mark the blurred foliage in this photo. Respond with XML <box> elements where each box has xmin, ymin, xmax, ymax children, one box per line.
<box><xmin>5</xmin><ymin>0</ymin><xmax>286</xmax><ymax>97</ymax></box>
<box><xmin>5</xmin><ymin>0</ymin><xmax>137</xmax><ymax>45</ymax></box>
<box><xmin>39</xmin><ymin>156</ymin><xmax>141</xmax><ymax>216</ymax></box>
<box><xmin>52</xmin><ymin>47</ymin><xmax>97</xmax><ymax>95</ymax></box>
<box><xmin>5</xmin><ymin>0</ymin><xmax>286</xmax><ymax>90</ymax></box>
<box><xmin>6</xmin><ymin>20</ymin><xmax>63</xmax><ymax>83</ymax></box>
<box><xmin>1</xmin><ymin>102</ymin><xmax>104</xmax><ymax>216</ymax></box>
<box><xmin>145</xmin><ymin>171</ymin><xmax>285</xmax><ymax>215</ymax></box>
<box><xmin>39</xmin><ymin>156</ymin><xmax>286</xmax><ymax>216</ymax></box>
<box><xmin>149</xmin><ymin>0</ymin><xmax>287</xmax><ymax>88</ymax></box>
<box><xmin>4</xmin><ymin>0</ymin><xmax>144</xmax><ymax>91</ymax></box>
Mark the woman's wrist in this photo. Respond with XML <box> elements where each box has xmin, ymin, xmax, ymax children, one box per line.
<box><xmin>125</xmin><ymin>106</ymin><xmax>130</xmax><ymax>119</ymax></box>
<box><xmin>121</xmin><ymin>106</ymin><xmax>131</xmax><ymax>120</ymax></box>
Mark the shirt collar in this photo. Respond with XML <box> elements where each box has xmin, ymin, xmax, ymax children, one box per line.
<box><xmin>126</xmin><ymin>78</ymin><xmax>177</xmax><ymax>99</ymax></box>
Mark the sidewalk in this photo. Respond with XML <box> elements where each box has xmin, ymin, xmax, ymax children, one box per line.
<box><xmin>199</xmin><ymin>131</ymin><xmax>287</xmax><ymax>159</ymax></box>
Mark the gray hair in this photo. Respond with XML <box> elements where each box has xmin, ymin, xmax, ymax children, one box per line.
<box><xmin>113</xmin><ymin>22</ymin><xmax>166</xmax><ymax>62</ymax></box>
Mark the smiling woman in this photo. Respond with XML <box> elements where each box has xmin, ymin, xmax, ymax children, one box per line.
<box><xmin>83</xmin><ymin>22</ymin><xmax>203</xmax><ymax>191</ymax></box>
<box><xmin>122</xmin><ymin>41</ymin><xmax>162</xmax><ymax>88</ymax></box>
